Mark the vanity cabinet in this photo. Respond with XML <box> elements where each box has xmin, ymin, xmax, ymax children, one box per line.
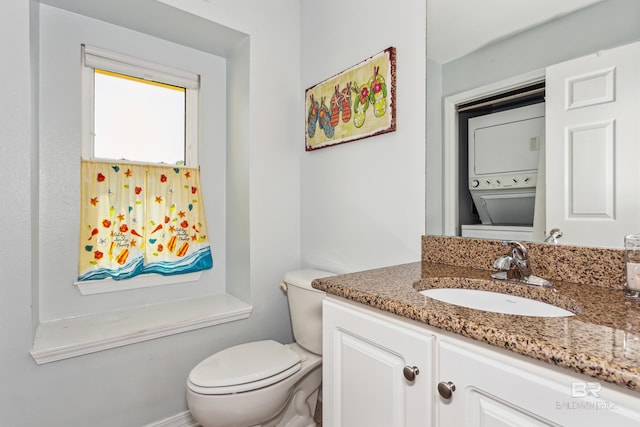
<box><xmin>322</xmin><ymin>297</ymin><xmax>434</xmax><ymax>427</ymax></box>
<box><xmin>437</xmin><ymin>334</ymin><xmax>640</xmax><ymax>426</ymax></box>
<box><xmin>323</xmin><ymin>296</ymin><xmax>640</xmax><ymax>427</ymax></box>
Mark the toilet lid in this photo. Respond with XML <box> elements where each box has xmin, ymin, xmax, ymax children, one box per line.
<box><xmin>188</xmin><ymin>340</ymin><xmax>301</xmax><ymax>394</ymax></box>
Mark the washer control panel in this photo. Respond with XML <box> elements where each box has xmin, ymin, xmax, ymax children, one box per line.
<box><xmin>469</xmin><ymin>173</ymin><xmax>537</xmax><ymax>191</ymax></box>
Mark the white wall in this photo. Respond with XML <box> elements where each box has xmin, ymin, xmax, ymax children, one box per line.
<box><xmin>157</xmin><ymin>0</ymin><xmax>307</xmax><ymax>331</ymax></box>
<box><xmin>38</xmin><ymin>5</ymin><xmax>228</xmax><ymax>320</ymax></box>
<box><xmin>426</xmin><ymin>58</ymin><xmax>443</xmax><ymax>236</ymax></box>
<box><xmin>3</xmin><ymin>0</ymin><xmax>428</xmax><ymax>424</ymax></box>
<box><xmin>300</xmin><ymin>0</ymin><xmax>427</xmax><ymax>274</ymax></box>
<box><xmin>1</xmin><ymin>0</ymin><xmax>303</xmax><ymax>425</ymax></box>
<box><xmin>1</xmin><ymin>0</ymin><xmax>40</xmax><ymax>423</ymax></box>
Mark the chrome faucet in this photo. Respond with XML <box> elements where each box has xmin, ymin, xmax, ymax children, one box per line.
<box><xmin>507</xmin><ymin>241</ymin><xmax>531</xmax><ymax>280</ymax></box>
<box><xmin>491</xmin><ymin>240</ymin><xmax>552</xmax><ymax>287</ymax></box>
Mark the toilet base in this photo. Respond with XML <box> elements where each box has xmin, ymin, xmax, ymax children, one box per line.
<box><xmin>267</xmin><ymin>384</ymin><xmax>320</xmax><ymax>427</ymax></box>
<box><xmin>188</xmin><ymin>343</ymin><xmax>321</xmax><ymax>427</ymax></box>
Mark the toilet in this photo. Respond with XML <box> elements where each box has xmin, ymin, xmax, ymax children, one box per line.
<box><xmin>187</xmin><ymin>269</ymin><xmax>334</xmax><ymax>427</ymax></box>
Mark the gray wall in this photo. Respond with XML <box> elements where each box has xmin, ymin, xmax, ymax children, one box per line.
<box><xmin>443</xmin><ymin>0</ymin><xmax>640</xmax><ymax>96</ymax></box>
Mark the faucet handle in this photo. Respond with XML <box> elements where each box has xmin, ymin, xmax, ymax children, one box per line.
<box><xmin>492</xmin><ymin>255</ymin><xmax>513</xmax><ymax>271</ymax></box>
<box><xmin>544</xmin><ymin>228</ymin><xmax>563</xmax><ymax>244</ymax></box>
<box><xmin>500</xmin><ymin>240</ymin><xmax>528</xmax><ymax>260</ymax></box>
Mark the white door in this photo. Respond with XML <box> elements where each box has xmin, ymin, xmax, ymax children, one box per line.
<box><xmin>545</xmin><ymin>40</ymin><xmax>640</xmax><ymax>248</ymax></box>
<box><xmin>322</xmin><ymin>297</ymin><xmax>434</xmax><ymax>427</ymax></box>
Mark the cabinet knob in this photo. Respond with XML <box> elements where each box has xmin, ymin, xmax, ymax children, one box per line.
<box><xmin>403</xmin><ymin>365</ymin><xmax>420</xmax><ymax>381</ymax></box>
<box><xmin>437</xmin><ymin>381</ymin><xmax>456</xmax><ymax>399</ymax></box>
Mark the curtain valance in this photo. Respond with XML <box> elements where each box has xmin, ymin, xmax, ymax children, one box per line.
<box><xmin>78</xmin><ymin>159</ymin><xmax>213</xmax><ymax>281</ymax></box>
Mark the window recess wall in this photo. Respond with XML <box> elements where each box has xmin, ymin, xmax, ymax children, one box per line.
<box><xmin>32</xmin><ymin>3</ymin><xmax>252</xmax><ymax>364</ymax></box>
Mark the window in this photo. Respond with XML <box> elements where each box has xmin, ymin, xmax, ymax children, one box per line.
<box><xmin>77</xmin><ymin>46</ymin><xmax>212</xmax><ymax>294</ymax></box>
<box><xmin>93</xmin><ymin>69</ymin><xmax>186</xmax><ymax>164</ymax></box>
<box><xmin>81</xmin><ymin>44</ymin><xmax>200</xmax><ymax>166</ymax></box>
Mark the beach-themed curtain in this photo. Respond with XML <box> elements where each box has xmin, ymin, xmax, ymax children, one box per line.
<box><xmin>78</xmin><ymin>159</ymin><xmax>213</xmax><ymax>281</ymax></box>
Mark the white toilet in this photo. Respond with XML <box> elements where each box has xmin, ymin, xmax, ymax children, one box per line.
<box><xmin>187</xmin><ymin>269</ymin><xmax>334</xmax><ymax>427</ymax></box>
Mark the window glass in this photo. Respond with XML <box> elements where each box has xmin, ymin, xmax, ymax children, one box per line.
<box><xmin>93</xmin><ymin>69</ymin><xmax>186</xmax><ymax>164</ymax></box>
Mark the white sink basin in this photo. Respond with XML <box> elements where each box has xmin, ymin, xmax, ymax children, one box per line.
<box><xmin>420</xmin><ymin>288</ymin><xmax>575</xmax><ymax>317</ymax></box>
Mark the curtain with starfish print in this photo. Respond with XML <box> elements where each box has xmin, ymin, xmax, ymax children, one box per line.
<box><xmin>78</xmin><ymin>159</ymin><xmax>213</xmax><ymax>281</ymax></box>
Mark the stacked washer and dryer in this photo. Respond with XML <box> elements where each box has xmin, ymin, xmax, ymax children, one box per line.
<box><xmin>462</xmin><ymin>103</ymin><xmax>545</xmax><ymax>242</ymax></box>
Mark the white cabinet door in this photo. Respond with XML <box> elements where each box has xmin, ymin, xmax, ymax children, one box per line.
<box><xmin>323</xmin><ymin>297</ymin><xmax>434</xmax><ymax>427</ymax></box>
<box><xmin>437</xmin><ymin>335</ymin><xmax>640</xmax><ymax>426</ymax></box>
<box><xmin>545</xmin><ymin>40</ymin><xmax>640</xmax><ymax>248</ymax></box>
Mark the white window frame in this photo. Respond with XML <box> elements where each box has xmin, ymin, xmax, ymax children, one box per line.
<box><xmin>80</xmin><ymin>44</ymin><xmax>200</xmax><ymax>166</ymax></box>
<box><xmin>77</xmin><ymin>45</ymin><xmax>203</xmax><ymax>295</ymax></box>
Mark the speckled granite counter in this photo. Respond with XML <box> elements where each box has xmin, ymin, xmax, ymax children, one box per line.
<box><xmin>312</xmin><ymin>235</ymin><xmax>640</xmax><ymax>392</ymax></box>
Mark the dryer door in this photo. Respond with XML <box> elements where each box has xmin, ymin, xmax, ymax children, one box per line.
<box><xmin>471</xmin><ymin>191</ymin><xmax>535</xmax><ymax>225</ymax></box>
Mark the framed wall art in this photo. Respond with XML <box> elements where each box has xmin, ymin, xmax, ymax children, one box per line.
<box><xmin>305</xmin><ymin>47</ymin><xmax>396</xmax><ymax>151</ymax></box>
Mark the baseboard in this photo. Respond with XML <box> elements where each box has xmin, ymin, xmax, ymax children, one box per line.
<box><xmin>143</xmin><ymin>410</ymin><xmax>200</xmax><ymax>427</ymax></box>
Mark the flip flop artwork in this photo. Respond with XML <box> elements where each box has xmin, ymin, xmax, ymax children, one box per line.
<box><xmin>304</xmin><ymin>47</ymin><xmax>396</xmax><ymax>151</ymax></box>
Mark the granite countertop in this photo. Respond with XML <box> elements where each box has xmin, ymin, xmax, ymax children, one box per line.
<box><xmin>312</xmin><ymin>236</ymin><xmax>640</xmax><ymax>393</ymax></box>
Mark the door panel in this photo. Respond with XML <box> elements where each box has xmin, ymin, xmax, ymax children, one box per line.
<box><xmin>323</xmin><ymin>298</ymin><xmax>433</xmax><ymax>427</ymax></box>
<box><xmin>546</xmin><ymin>41</ymin><xmax>640</xmax><ymax>247</ymax></box>
<box><xmin>438</xmin><ymin>337</ymin><xmax>640</xmax><ymax>426</ymax></box>
<box><xmin>335</xmin><ymin>331</ymin><xmax>408</xmax><ymax>426</ymax></box>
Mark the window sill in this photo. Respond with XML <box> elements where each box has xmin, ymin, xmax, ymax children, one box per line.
<box><xmin>30</xmin><ymin>293</ymin><xmax>253</xmax><ymax>365</ymax></box>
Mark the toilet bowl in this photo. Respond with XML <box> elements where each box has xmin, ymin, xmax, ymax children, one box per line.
<box><xmin>187</xmin><ymin>269</ymin><xmax>333</xmax><ymax>427</ymax></box>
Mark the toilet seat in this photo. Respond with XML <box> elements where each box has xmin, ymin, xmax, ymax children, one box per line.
<box><xmin>188</xmin><ymin>340</ymin><xmax>301</xmax><ymax>395</ymax></box>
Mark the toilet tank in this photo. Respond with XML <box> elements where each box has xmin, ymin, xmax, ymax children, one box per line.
<box><xmin>283</xmin><ymin>269</ymin><xmax>334</xmax><ymax>355</ymax></box>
